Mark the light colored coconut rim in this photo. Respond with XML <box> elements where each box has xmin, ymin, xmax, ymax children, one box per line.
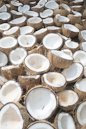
<box><xmin>25</xmin><ymin>86</ymin><xmax>58</xmax><ymax>121</ymax></box>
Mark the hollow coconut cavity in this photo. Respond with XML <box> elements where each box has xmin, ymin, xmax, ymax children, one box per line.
<box><xmin>9</xmin><ymin>47</ymin><xmax>27</xmax><ymax>65</ymax></box>
<box><xmin>73</xmin><ymin>50</ymin><xmax>86</xmax><ymax>66</ymax></box>
<box><xmin>0</xmin><ymin>80</ymin><xmax>22</xmax><ymax>104</ymax></box>
<box><xmin>58</xmin><ymin>90</ymin><xmax>79</xmax><ymax>109</ymax></box>
<box><xmin>25</xmin><ymin>86</ymin><xmax>57</xmax><ymax>120</ymax></box>
<box><xmin>43</xmin><ymin>33</ymin><xmax>63</xmax><ymax>50</ymax></box>
<box><xmin>55</xmin><ymin>112</ymin><xmax>76</xmax><ymax>129</ymax></box>
<box><xmin>18</xmin><ymin>35</ymin><xmax>36</xmax><ymax>50</ymax></box>
<box><xmin>42</xmin><ymin>72</ymin><xmax>66</xmax><ymax>92</ymax></box>
<box><xmin>62</xmin><ymin>63</ymin><xmax>83</xmax><ymax>82</ymax></box>
<box><xmin>77</xmin><ymin>101</ymin><xmax>86</xmax><ymax>126</ymax></box>
<box><xmin>27</xmin><ymin>121</ymin><xmax>55</xmax><ymax>129</ymax></box>
<box><xmin>25</xmin><ymin>53</ymin><xmax>50</xmax><ymax>74</ymax></box>
<box><xmin>63</xmin><ymin>24</ymin><xmax>79</xmax><ymax>33</ymax></box>
<box><xmin>0</xmin><ymin>51</ymin><xmax>8</xmax><ymax>67</ymax></box>
<box><xmin>0</xmin><ymin>103</ymin><xmax>24</xmax><ymax>129</ymax></box>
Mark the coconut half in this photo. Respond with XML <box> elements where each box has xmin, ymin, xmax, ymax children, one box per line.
<box><xmin>43</xmin><ymin>33</ymin><xmax>63</xmax><ymax>50</ymax></box>
<box><xmin>48</xmin><ymin>50</ymin><xmax>73</xmax><ymax>68</ymax></box>
<box><xmin>40</xmin><ymin>9</ymin><xmax>53</xmax><ymax>19</ymax></box>
<box><xmin>0</xmin><ymin>36</ymin><xmax>17</xmax><ymax>54</ymax></box>
<box><xmin>58</xmin><ymin>90</ymin><xmax>79</xmax><ymax>110</ymax></box>
<box><xmin>74</xmin><ymin>78</ymin><xmax>86</xmax><ymax>99</ymax></box>
<box><xmin>79</xmin><ymin>30</ymin><xmax>86</xmax><ymax>42</ymax></box>
<box><xmin>77</xmin><ymin>101</ymin><xmax>86</xmax><ymax>126</ymax></box>
<box><xmin>42</xmin><ymin>72</ymin><xmax>66</xmax><ymax>92</ymax></box>
<box><xmin>0</xmin><ymin>51</ymin><xmax>8</xmax><ymax>67</ymax></box>
<box><xmin>62</xmin><ymin>24</ymin><xmax>79</xmax><ymax>38</ymax></box>
<box><xmin>43</xmin><ymin>17</ymin><xmax>54</xmax><ymax>27</ymax></box>
<box><xmin>27</xmin><ymin>121</ymin><xmax>55</xmax><ymax>129</ymax></box>
<box><xmin>18</xmin><ymin>35</ymin><xmax>36</xmax><ymax>50</ymax></box>
<box><xmin>18</xmin><ymin>5</ymin><xmax>30</xmax><ymax>13</ymax></box>
<box><xmin>20</xmin><ymin>26</ymin><xmax>34</xmax><ymax>35</ymax></box>
<box><xmin>0</xmin><ymin>103</ymin><xmax>24</xmax><ymax>129</ymax></box>
<box><xmin>0</xmin><ymin>80</ymin><xmax>22</xmax><ymax>104</ymax></box>
<box><xmin>54</xmin><ymin>112</ymin><xmax>76</xmax><ymax>129</ymax></box>
<box><xmin>62</xmin><ymin>63</ymin><xmax>83</xmax><ymax>83</ymax></box>
<box><xmin>45</xmin><ymin>1</ymin><xmax>59</xmax><ymax>10</ymax></box>
<box><xmin>25</xmin><ymin>86</ymin><xmax>57</xmax><ymax>120</ymax></box>
<box><xmin>0</xmin><ymin>23</ymin><xmax>10</xmax><ymax>32</ymax></box>
<box><xmin>9</xmin><ymin>47</ymin><xmax>27</xmax><ymax>65</ymax></box>
<box><xmin>73</xmin><ymin>50</ymin><xmax>86</xmax><ymax>66</ymax></box>
<box><xmin>24</xmin><ymin>11</ymin><xmax>39</xmax><ymax>18</ymax></box>
<box><xmin>80</xmin><ymin>42</ymin><xmax>86</xmax><ymax>52</ymax></box>
<box><xmin>25</xmin><ymin>53</ymin><xmax>50</xmax><ymax>75</ymax></box>
<box><xmin>0</xmin><ymin>12</ymin><xmax>11</xmax><ymax>22</ymax></box>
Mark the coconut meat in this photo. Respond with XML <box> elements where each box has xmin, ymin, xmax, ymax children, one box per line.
<box><xmin>0</xmin><ymin>37</ymin><xmax>17</xmax><ymax>48</ymax></box>
<box><xmin>81</xmin><ymin>30</ymin><xmax>86</xmax><ymax>41</ymax></box>
<box><xmin>28</xmin><ymin>122</ymin><xmax>54</xmax><ymax>129</ymax></box>
<box><xmin>0</xmin><ymin>80</ymin><xmax>22</xmax><ymax>104</ymax></box>
<box><xmin>0</xmin><ymin>23</ymin><xmax>10</xmax><ymax>31</ymax></box>
<box><xmin>3</xmin><ymin>26</ymin><xmax>19</xmax><ymax>35</ymax></box>
<box><xmin>43</xmin><ymin>72</ymin><xmax>66</xmax><ymax>87</ymax></box>
<box><xmin>58</xmin><ymin>90</ymin><xmax>78</xmax><ymax>107</ymax></box>
<box><xmin>56</xmin><ymin>15</ymin><xmax>69</xmax><ymax>22</ymax></box>
<box><xmin>20</xmin><ymin>26</ymin><xmax>34</xmax><ymax>35</ymax></box>
<box><xmin>0</xmin><ymin>103</ymin><xmax>23</xmax><ymax>129</ymax></box>
<box><xmin>0</xmin><ymin>51</ymin><xmax>8</xmax><ymax>67</ymax></box>
<box><xmin>26</xmin><ymin>87</ymin><xmax>57</xmax><ymax>120</ymax></box>
<box><xmin>64</xmin><ymin>24</ymin><xmax>79</xmax><ymax>32</ymax></box>
<box><xmin>10</xmin><ymin>16</ymin><xmax>26</xmax><ymax>24</ymax></box>
<box><xmin>25</xmin><ymin>54</ymin><xmax>50</xmax><ymax>73</ymax></box>
<box><xmin>65</xmin><ymin>40</ymin><xmax>79</xmax><ymax>49</ymax></box>
<box><xmin>18</xmin><ymin>35</ymin><xmax>36</xmax><ymax>48</ymax></box>
<box><xmin>9</xmin><ymin>48</ymin><xmax>27</xmax><ymax>65</ymax></box>
<box><xmin>45</xmin><ymin>1</ymin><xmax>59</xmax><ymax>10</ymax></box>
<box><xmin>58</xmin><ymin>113</ymin><xmax>76</xmax><ymax>129</ymax></box>
<box><xmin>80</xmin><ymin>42</ymin><xmax>86</xmax><ymax>51</ymax></box>
<box><xmin>0</xmin><ymin>12</ymin><xmax>11</xmax><ymax>20</ymax></box>
<box><xmin>43</xmin><ymin>33</ymin><xmax>63</xmax><ymax>49</ymax></box>
<box><xmin>77</xmin><ymin>101</ymin><xmax>86</xmax><ymax>125</ymax></box>
<box><xmin>62</xmin><ymin>63</ymin><xmax>83</xmax><ymax>82</ymax></box>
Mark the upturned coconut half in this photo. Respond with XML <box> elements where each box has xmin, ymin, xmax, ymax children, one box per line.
<box><xmin>0</xmin><ymin>80</ymin><xmax>22</xmax><ymax>104</ymax></box>
<box><xmin>40</xmin><ymin>9</ymin><xmax>53</xmax><ymax>19</ymax></box>
<box><xmin>54</xmin><ymin>112</ymin><xmax>76</xmax><ymax>129</ymax></box>
<box><xmin>73</xmin><ymin>50</ymin><xmax>86</xmax><ymax>66</ymax></box>
<box><xmin>74</xmin><ymin>78</ymin><xmax>86</xmax><ymax>99</ymax></box>
<box><xmin>48</xmin><ymin>50</ymin><xmax>73</xmax><ymax>68</ymax></box>
<box><xmin>0</xmin><ymin>51</ymin><xmax>8</xmax><ymax>67</ymax></box>
<box><xmin>62</xmin><ymin>63</ymin><xmax>83</xmax><ymax>83</ymax></box>
<box><xmin>9</xmin><ymin>47</ymin><xmax>27</xmax><ymax>65</ymax></box>
<box><xmin>0</xmin><ymin>36</ymin><xmax>17</xmax><ymax>54</ymax></box>
<box><xmin>43</xmin><ymin>33</ymin><xmax>63</xmax><ymax>50</ymax></box>
<box><xmin>0</xmin><ymin>103</ymin><xmax>24</xmax><ymax>129</ymax></box>
<box><xmin>20</xmin><ymin>26</ymin><xmax>34</xmax><ymax>35</ymax></box>
<box><xmin>45</xmin><ymin>1</ymin><xmax>59</xmax><ymax>10</ymax></box>
<box><xmin>24</xmin><ymin>53</ymin><xmax>50</xmax><ymax>75</ymax></box>
<box><xmin>18</xmin><ymin>35</ymin><xmax>36</xmax><ymax>50</ymax></box>
<box><xmin>0</xmin><ymin>23</ymin><xmax>10</xmax><ymax>32</ymax></box>
<box><xmin>58</xmin><ymin>90</ymin><xmax>79</xmax><ymax>110</ymax></box>
<box><xmin>79</xmin><ymin>30</ymin><xmax>86</xmax><ymax>42</ymax></box>
<box><xmin>42</xmin><ymin>72</ymin><xmax>66</xmax><ymax>92</ymax></box>
<box><xmin>27</xmin><ymin>121</ymin><xmax>55</xmax><ymax>129</ymax></box>
<box><xmin>25</xmin><ymin>86</ymin><xmax>58</xmax><ymax>120</ymax></box>
<box><xmin>0</xmin><ymin>12</ymin><xmax>11</xmax><ymax>23</ymax></box>
<box><xmin>77</xmin><ymin>101</ymin><xmax>86</xmax><ymax>126</ymax></box>
<box><xmin>62</xmin><ymin>24</ymin><xmax>79</xmax><ymax>38</ymax></box>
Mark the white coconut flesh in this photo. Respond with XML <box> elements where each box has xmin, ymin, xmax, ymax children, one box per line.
<box><xmin>80</xmin><ymin>30</ymin><xmax>86</xmax><ymax>41</ymax></box>
<box><xmin>43</xmin><ymin>72</ymin><xmax>66</xmax><ymax>87</ymax></box>
<box><xmin>0</xmin><ymin>103</ymin><xmax>24</xmax><ymax>129</ymax></box>
<box><xmin>18</xmin><ymin>35</ymin><xmax>36</xmax><ymax>48</ymax></box>
<box><xmin>77</xmin><ymin>101</ymin><xmax>86</xmax><ymax>125</ymax></box>
<box><xmin>60</xmin><ymin>4</ymin><xmax>71</xmax><ymax>12</ymax></box>
<box><xmin>43</xmin><ymin>33</ymin><xmax>63</xmax><ymax>50</ymax></box>
<box><xmin>3</xmin><ymin>26</ymin><xmax>19</xmax><ymax>35</ymax></box>
<box><xmin>9</xmin><ymin>48</ymin><xmax>27</xmax><ymax>65</ymax></box>
<box><xmin>0</xmin><ymin>51</ymin><xmax>8</xmax><ymax>67</ymax></box>
<box><xmin>56</xmin><ymin>15</ymin><xmax>70</xmax><ymax>22</ymax></box>
<box><xmin>65</xmin><ymin>40</ymin><xmax>79</xmax><ymax>49</ymax></box>
<box><xmin>27</xmin><ymin>17</ymin><xmax>42</xmax><ymax>24</ymax></box>
<box><xmin>74</xmin><ymin>78</ymin><xmax>86</xmax><ymax>92</ymax></box>
<box><xmin>80</xmin><ymin>42</ymin><xmax>86</xmax><ymax>51</ymax></box>
<box><xmin>62</xmin><ymin>63</ymin><xmax>83</xmax><ymax>82</ymax></box>
<box><xmin>63</xmin><ymin>24</ymin><xmax>79</xmax><ymax>32</ymax></box>
<box><xmin>61</xmin><ymin>49</ymin><xmax>73</xmax><ymax>57</ymax></box>
<box><xmin>25</xmin><ymin>54</ymin><xmax>50</xmax><ymax>73</ymax></box>
<box><xmin>73</xmin><ymin>50</ymin><xmax>86</xmax><ymax>66</ymax></box>
<box><xmin>57</xmin><ymin>112</ymin><xmax>76</xmax><ymax>129</ymax></box>
<box><xmin>11</xmin><ymin>10</ymin><xmax>22</xmax><ymax>16</ymax></box>
<box><xmin>72</xmin><ymin>10</ymin><xmax>82</xmax><ymax>17</ymax></box>
<box><xmin>20</xmin><ymin>26</ymin><xmax>34</xmax><ymax>35</ymax></box>
<box><xmin>40</xmin><ymin>9</ymin><xmax>53</xmax><ymax>18</ymax></box>
<box><xmin>0</xmin><ymin>5</ymin><xmax>7</xmax><ymax>12</ymax></box>
<box><xmin>0</xmin><ymin>37</ymin><xmax>17</xmax><ymax>49</ymax></box>
<box><xmin>45</xmin><ymin>1</ymin><xmax>59</xmax><ymax>10</ymax></box>
<box><xmin>43</xmin><ymin>18</ymin><xmax>53</xmax><ymax>25</ymax></box>
<box><xmin>26</xmin><ymin>87</ymin><xmax>57</xmax><ymax>120</ymax></box>
<box><xmin>0</xmin><ymin>23</ymin><xmax>10</xmax><ymax>31</ymax></box>
<box><xmin>0</xmin><ymin>12</ymin><xmax>11</xmax><ymax>20</ymax></box>
<box><xmin>28</xmin><ymin>121</ymin><xmax>55</xmax><ymax>129</ymax></box>
<box><xmin>24</xmin><ymin>11</ymin><xmax>39</xmax><ymax>17</ymax></box>
<box><xmin>18</xmin><ymin>5</ymin><xmax>30</xmax><ymax>13</ymax></box>
<box><xmin>0</xmin><ymin>80</ymin><xmax>22</xmax><ymax>104</ymax></box>
<box><xmin>58</xmin><ymin>90</ymin><xmax>79</xmax><ymax>107</ymax></box>
<box><xmin>11</xmin><ymin>1</ymin><xmax>23</xmax><ymax>6</ymax></box>
<box><xmin>51</xmin><ymin>50</ymin><xmax>73</xmax><ymax>61</ymax></box>
<box><xmin>10</xmin><ymin>16</ymin><xmax>26</xmax><ymax>25</ymax></box>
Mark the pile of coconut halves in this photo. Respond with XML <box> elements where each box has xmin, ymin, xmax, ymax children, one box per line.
<box><xmin>0</xmin><ymin>0</ymin><xmax>86</xmax><ymax>129</ymax></box>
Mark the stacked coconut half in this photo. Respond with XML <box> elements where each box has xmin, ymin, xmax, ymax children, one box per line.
<box><xmin>0</xmin><ymin>0</ymin><xmax>86</xmax><ymax>129</ymax></box>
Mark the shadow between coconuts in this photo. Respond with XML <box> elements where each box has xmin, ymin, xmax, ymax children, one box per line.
<box><xmin>25</xmin><ymin>85</ymin><xmax>58</xmax><ymax>121</ymax></box>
